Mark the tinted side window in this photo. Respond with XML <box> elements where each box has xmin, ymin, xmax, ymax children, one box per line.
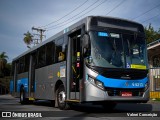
<box><xmin>16</xmin><ymin>61</ymin><xmax>19</xmax><ymax>74</ymax></box>
<box><xmin>52</xmin><ymin>42</ymin><xmax>55</xmax><ymax>63</ymax></box>
<box><xmin>55</xmin><ymin>38</ymin><xmax>64</xmax><ymax>63</ymax></box>
<box><xmin>11</xmin><ymin>61</ymin><xmax>15</xmax><ymax>76</ymax></box>
<box><xmin>46</xmin><ymin>42</ymin><xmax>54</xmax><ymax>65</ymax></box>
<box><xmin>19</xmin><ymin>57</ymin><xmax>25</xmax><ymax>73</ymax></box>
<box><xmin>55</xmin><ymin>45</ymin><xmax>62</xmax><ymax>63</ymax></box>
<box><xmin>25</xmin><ymin>54</ymin><xmax>30</xmax><ymax>72</ymax></box>
<box><xmin>38</xmin><ymin>46</ymin><xmax>46</xmax><ymax>68</ymax></box>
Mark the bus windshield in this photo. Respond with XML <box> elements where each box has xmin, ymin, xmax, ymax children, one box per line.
<box><xmin>89</xmin><ymin>31</ymin><xmax>147</xmax><ymax>69</ymax></box>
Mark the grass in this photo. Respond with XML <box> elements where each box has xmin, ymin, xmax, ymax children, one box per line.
<box><xmin>150</xmin><ymin>98</ymin><xmax>160</xmax><ymax>102</ymax></box>
<box><xmin>155</xmin><ymin>98</ymin><xmax>160</xmax><ymax>101</ymax></box>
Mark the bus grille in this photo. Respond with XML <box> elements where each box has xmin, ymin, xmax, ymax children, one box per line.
<box><xmin>105</xmin><ymin>88</ymin><xmax>144</xmax><ymax>97</ymax></box>
<box><xmin>101</xmin><ymin>70</ymin><xmax>147</xmax><ymax>80</ymax></box>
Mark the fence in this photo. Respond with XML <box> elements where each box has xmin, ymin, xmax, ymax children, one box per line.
<box><xmin>149</xmin><ymin>68</ymin><xmax>160</xmax><ymax>99</ymax></box>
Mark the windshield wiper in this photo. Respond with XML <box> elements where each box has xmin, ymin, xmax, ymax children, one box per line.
<box><xmin>127</xmin><ymin>39</ymin><xmax>131</xmax><ymax>55</ymax></box>
<box><xmin>127</xmin><ymin>39</ymin><xmax>133</xmax><ymax>64</ymax></box>
<box><xmin>113</xmin><ymin>38</ymin><xmax>117</xmax><ymax>52</ymax></box>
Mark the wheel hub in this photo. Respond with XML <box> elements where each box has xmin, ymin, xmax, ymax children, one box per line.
<box><xmin>58</xmin><ymin>91</ymin><xmax>66</xmax><ymax>103</ymax></box>
<box><xmin>20</xmin><ymin>93</ymin><xmax>23</xmax><ymax>101</ymax></box>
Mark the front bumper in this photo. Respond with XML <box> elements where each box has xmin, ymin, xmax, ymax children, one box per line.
<box><xmin>82</xmin><ymin>81</ymin><xmax>149</xmax><ymax>103</ymax></box>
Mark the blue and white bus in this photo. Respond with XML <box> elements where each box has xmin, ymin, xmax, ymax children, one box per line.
<box><xmin>10</xmin><ymin>16</ymin><xmax>149</xmax><ymax>110</ymax></box>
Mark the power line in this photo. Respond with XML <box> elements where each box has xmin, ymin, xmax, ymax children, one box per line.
<box><xmin>47</xmin><ymin>0</ymin><xmax>107</xmax><ymax>31</ymax></box>
<box><xmin>141</xmin><ymin>13</ymin><xmax>160</xmax><ymax>23</ymax></box>
<box><xmin>132</xmin><ymin>3</ymin><xmax>160</xmax><ymax>20</ymax></box>
<box><xmin>45</xmin><ymin>0</ymin><xmax>100</xmax><ymax>30</ymax></box>
<box><xmin>105</xmin><ymin>0</ymin><xmax>126</xmax><ymax>15</ymax></box>
<box><xmin>32</xmin><ymin>27</ymin><xmax>46</xmax><ymax>43</ymax></box>
<box><xmin>39</xmin><ymin>0</ymin><xmax>89</xmax><ymax>28</ymax></box>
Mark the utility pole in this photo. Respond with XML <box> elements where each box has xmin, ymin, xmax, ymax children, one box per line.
<box><xmin>32</xmin><ymin>27</ymin><xmax>46</xmax><ymax>43</ymax></box>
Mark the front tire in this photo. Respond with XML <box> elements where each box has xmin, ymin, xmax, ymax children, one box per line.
<box><xmin>57</xmin><ymin>85</ymin><xmax>70</xmax><ymax>110</ymax></box>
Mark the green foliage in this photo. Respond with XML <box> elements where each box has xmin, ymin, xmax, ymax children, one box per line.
<box><xmin>0</xmin><ymin>76</ymin><xmax>11</xmax><ymax>93</ymax></box>
<box><xmin>0</xmin><ymin>52</ymin><xmax>11</xmax><ymax>94</ymax></box>
<box><xmin>4</xmin><ymin>63</ymin><xmax>12</xmax><ymax>76</ymax></box>
<box><xmin>155</xmin><ymin>98</ymin><xmax>160</xmax><ymax>101</ymax></box>
<box><xmin>0</xmin><ymin>52</ymin><xmax>8</xmax><ymax>77</ymax></box>
<box><xmin>23</xmin><ymin>31</ymin><xmax>33</xmax><ymax>45</ymax></box>
<box><xmin>0</xmin><ymin>52</ymin><xmax>11</xmax><ymax>78</ymax></box>
<box><xmin>144</xmin><ymin>23</ymin><xmax>160</xmax><ymax>44</ymax></box>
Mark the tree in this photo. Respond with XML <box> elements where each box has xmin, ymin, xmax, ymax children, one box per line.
<box><xmin>3</xmin><ymin>63</ymin><xmax>12</xmax><ymax>76</ymax></box>
<box><xmin>144</xmin><ymin>23</ymin><xmax>160</xmax><ymax>44</ymax></box>
<box><xmin>0</xmin><ymin>52</ymin><xmax>8</xmax><ymax>77</ymax></box>
<box><xmin>23</xmin><ymin>31</ymin><xmax>33</xmax><ymax>47</ymax></box>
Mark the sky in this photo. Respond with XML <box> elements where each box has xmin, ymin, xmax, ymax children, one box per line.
<box><xmin>0</xmin><ymin>0</ymin><xmax>160</xmax><ymax>62</ymax></box>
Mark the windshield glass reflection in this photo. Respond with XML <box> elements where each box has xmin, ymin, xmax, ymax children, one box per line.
<box><xmin>89</xmin><ymin>31</ymin><xmax>147</xmax><ymax>68</ymax></box>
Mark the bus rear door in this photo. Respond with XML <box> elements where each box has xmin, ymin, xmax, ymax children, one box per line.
<box><xmin>28</xmin><ymin>52</ymin><xmax>36</xmax><ymax>100</ymax></box>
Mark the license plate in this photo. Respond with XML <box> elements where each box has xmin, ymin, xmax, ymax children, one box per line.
<box><xmin>121</xmin><ymin>92</ymin><xmax>132</xmax><ymax>97</ymax></box>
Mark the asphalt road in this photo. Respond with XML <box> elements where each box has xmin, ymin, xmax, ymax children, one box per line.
<box><xmin>0</xmin><ymin>94</ymin><xmax>160</xmax><ymax>120</ymax></box>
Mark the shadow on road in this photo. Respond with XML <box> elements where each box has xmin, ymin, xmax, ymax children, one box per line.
<box><xmin>33</xmin><ymin>100</ymin><xmax>54</xmax><ymax>107</ymax></box>
<box><xmin>71</xmin><ymin>103</ymin><xmax>152</xmax><ymax>113</ymax></box>
<box><xmin>1</xmin><ymin>94</ymin><xmax>152</xmax><ymax>113</ymax></box>
<box><xmin>0</xmin><ymin>95</ymin><xmax>154</xmax><ymax>119</ymax></box>
<box><xmin>32</xmin><ymin>100</ymin><xmax>152</xmax><ymax>113</ymax></box>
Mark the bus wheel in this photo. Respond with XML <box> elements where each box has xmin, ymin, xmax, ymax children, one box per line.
<box><xmin>20</xmin><ymin>87</ymin><xmax>28</xmax><ymax>104</ymax></box>
<box><xmin>57</xmin><ymin>85</ymin><xmax>70</xmax><ymax>110</ymax></box>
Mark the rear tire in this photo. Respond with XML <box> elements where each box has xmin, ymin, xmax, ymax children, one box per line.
<box><xmin>57</xmin><ymin>85</ymin><xmax>70</xmax><ymax>110</ymax></box>
<box><xmin>20</xmin><ymin>87</ymin><xmax>28</xmax><ymax>104</ymax></box>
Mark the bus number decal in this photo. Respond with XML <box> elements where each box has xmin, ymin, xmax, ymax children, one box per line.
<box><xmin>132</xmin><ymin>82</ymin><xmax>144</xmax><ymax>87</ymax></box>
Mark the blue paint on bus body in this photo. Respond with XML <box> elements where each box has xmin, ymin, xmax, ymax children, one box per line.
<box><xmin>17</xmin><ymin>78</ymin><xmax>28</xmax><ymax>92</ymax></box>
<box><xmin>96</xmin><ymin>75</ymin><xmax>148</xmax><ymax>89</ymax></box>
<box><xmin>10</xmin><ymin>80</ymin><xmax>14</xmax><ymax>93</ymax></box>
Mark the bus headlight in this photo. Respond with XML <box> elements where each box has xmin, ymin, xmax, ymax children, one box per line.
<box><xmin>88</xmin><ymin>76</ymin><xmax>95</xmax><ymax>84</ymax></box>
<box><xmin>88</xmin><ymin>75</ymin><xmax>104</xmax><ymax>90</ymax></box>
<box><xmin>95</xmin><ymin>80</ymin><xmax>104</xmax><ymax>90</ymax></box>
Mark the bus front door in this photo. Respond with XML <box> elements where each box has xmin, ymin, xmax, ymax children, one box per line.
<box><xmin>67</xmin><ymin>30</ymin><xmax>82</xmax><ymax>101</ymax></box>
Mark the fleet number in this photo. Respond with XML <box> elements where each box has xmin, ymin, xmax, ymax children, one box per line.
<box><xmin>132</xmin><ymin>83</ymin><xmax>143</xmax><ymax>87</ymax></box>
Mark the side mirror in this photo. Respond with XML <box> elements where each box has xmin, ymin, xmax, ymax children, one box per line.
<box><xmin>81</xmin><ymin>34</ymin><xmax>90</xmax><ymax>56</ymax></box>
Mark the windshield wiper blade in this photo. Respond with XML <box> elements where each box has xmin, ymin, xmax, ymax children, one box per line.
<box><xmin>113</xmin><ymin>38</ymin><xmax>117</xmax><ymax>52</ymax></box>
<box><xmin>127</xmin><ymin>39</ymin><xmax>131</xmax><ymax>55</ymax></box>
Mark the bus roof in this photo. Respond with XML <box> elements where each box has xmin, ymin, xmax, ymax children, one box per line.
<box><xmin>13</xmin><ymin>17</ymin><xmax>87</xmax><ymax>61</ymax></box>
<box><xmin>13</xmin><ymin>16</ymin><xmax>143</xmax><ymax>61</ymax></box>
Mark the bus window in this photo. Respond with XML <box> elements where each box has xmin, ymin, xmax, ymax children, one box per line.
<box><xmin>55</xmin><ymin>38</ymin><xmax>64</xmax><ymax>62</ymax></box>
<box><xmin>11</xmin><ymin>62</ymin><xmax>15</xmax><ymax>76</ymax></box>
<box><xmin>25</xmin><ymin>54</ymin><xmax>30</xmax><ymax>72</ymax></box>
<box><xmin>19</xmin><ymin>57</ymin><xmax>25</xmax><ymax>73</ymax></box>
<box><xmin>55</xmin><ymin>45</ymin><xmax>62</xmax><ymax>62</ymax></box>
<box><xmin>37</xmin><ymin>46</ymin><xmax>46</xmax><ymax>68</ymax></box>
<box><xmin>46</xmin><ymin>42</ymin><xmax>54</xmax><ymax>65</ymax></box>
<box><xmin>62</xmin><ymin>44</ymin><xmax>67</xmax><ymax>60</ymax></box>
